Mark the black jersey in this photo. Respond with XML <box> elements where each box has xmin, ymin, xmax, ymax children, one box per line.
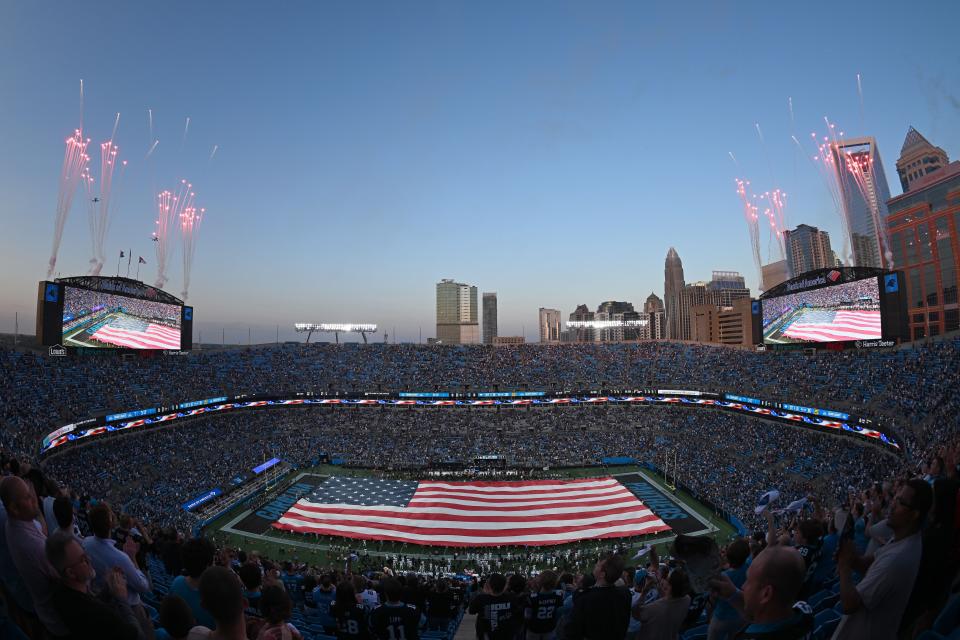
<box><xmin>332</xmin><ymin>602</ymin><xmax>371</xmax><ymax>640</ymax></box>
<box><xmin>469</xmin><ymin>592</ymin><xmax>521</xmax><ymax>640</ymax></box>
<box><xmin>526</xmin><ymin>590</ymin><xmax>565</xmax><ymax>633</ymax></box>
<box><xmin>369</xmin><ymin>603</ymin><xmax>420</xmax><ymax>640</ymax></box>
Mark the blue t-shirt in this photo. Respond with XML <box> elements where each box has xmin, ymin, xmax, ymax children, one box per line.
<box><xmin>810</xmin><ymin>533</ymin><xmax>838</xmax><ymax>588</ymax></box>
<box><xmin>713</xmin><ymin>564</ymin><xmax>748</xmax><ymax>621</ymax></box>
<box><xmin>170</xmin><ymin>575</ymin><xmax>217</xmax><ymax>630</ymax></box>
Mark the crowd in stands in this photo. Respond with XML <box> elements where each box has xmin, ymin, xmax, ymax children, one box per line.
<box><xmin>0</xmin><ymin>339</ymin><xmax>958</xmax><ymax>638</ymax></box>
<box><xmin>41</xmin><ymin>406</ymin><xmax>898</xmax><ymax>536</ymax></box>
<box><xmin>2</xmin><ymin>337</ymin><xmax>958</xmax><ymax>458</ymax></box>
<box><xmin>0</xmin><ymin>430</ymin><xmax>956</xmax><ymax>639</ymax></box>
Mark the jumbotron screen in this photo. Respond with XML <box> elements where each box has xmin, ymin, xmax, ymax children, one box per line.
<box><xmin>762</xmin><ymin>277</ymin><xmax>882</xmax><ymax>344</ymax></box>
<box><xmin>61</xmin><ymin>286</ymin><xmax>182</xmax><ymax>349</ymax></box>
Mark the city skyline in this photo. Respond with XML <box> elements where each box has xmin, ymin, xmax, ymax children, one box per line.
<box><xmin>1</xmin><ymin>2</ymin><xmax>959</xmax><ymax>343</ymax></box>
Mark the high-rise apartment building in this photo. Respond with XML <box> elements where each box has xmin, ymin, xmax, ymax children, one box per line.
<box><xmin>482</xmin><ymin>292</ymin><xmax>498</xmax><ymax>345</ymax></box>
<box><xmin>644</xmin><ymin>293</ymin><xmax>666</xmax><ymax>340</ymax></box>
<box><xmin>707</xmin><ymin>271</ymin><xmax>750</xmax><ymax>307</ymax></box>
<box><xmin>436</xmin><ymin>279</ymin><xmax>479</xmax><ymax>344</ymax></box>
<box><xmin>896</xmin><ymin>127</ymin><xmax>949</xmax><ymax>193</ymax></box>
<box><xmin>678</xmin><ymin>281</ymin><xmax>710</xmax><ymax>341</ymax></box>
<box><xmin>679</xmin><ymin>272</ymin><xmax>750</xmax><ymax>340</ymax></box>
<box><xmin>664</xmin><ymin>247</ymin><xmax>685</xmax><ymax>340</ymax></box>
<box><xmin>886</xmin><ymin>159</ymin><xmax>960</xmax><ymax>339</ymax></box>
<box><xmin>568</xmin><ymin>304</ymin><xmax>595</xmax><ymax>343</ymax></box>
<box><xmin>830</xmin><ymin>137</ymin><xmax>893</xmax><ymax>268</ymax></box>
<box><xmin>761</xmin><ymin>260</ymin><xmax>791</xmax><ymax>292</ymax></box>
<box><xmin>783</xmin><ymin>224</ymin><xmax>834</xmax><ymax>277</ymax></box>
<box><xmin>538</xmin><ymin>308</ymin><xmax>561</xmax><ymax>343</ymax></box>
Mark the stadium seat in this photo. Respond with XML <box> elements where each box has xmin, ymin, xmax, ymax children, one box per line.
<box><xmin>682</xmin><ymin>624</ymin><xmax>708</xmax><ymax>640</ymax></box>
<box><xmin>813</xmin><ymin>609</ymin><xmax>841</xmax><ymax>640</ymax></box>
<box><xmin>922</xmin><ymin>593</ymin><xmax>960</xmax><ymax>638</ymax></box>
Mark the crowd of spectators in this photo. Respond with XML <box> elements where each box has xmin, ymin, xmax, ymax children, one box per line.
<box><xmin>2</xmin><ymin>337</ymin><xmax>958</xmax><ymax>458</ymax></box>
<box><xmin>41</xmin><ymin>406</ymin><xmax>898</xmax><ymax>536</ymax></box>
<box><xmin>0</xmin><ymin>339</ymin><xmax>958</xmax><ymax>638</ymax></box>
<box><xmin>0</xmin><ymin>429</ymin><xmax>955</xmax><ymax>639</ymax></box>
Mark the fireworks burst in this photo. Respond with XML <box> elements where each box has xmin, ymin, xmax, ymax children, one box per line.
<box><xmin>85</xmin><ymin>141</ymin><xmax>126</xmax><ymax>275</ymax></box>
<box><xmin>180</xmin><ymin>204</ymin><xmax>205</xmax><ymax>300</ymax></box>
<box><xmin>153</xmin><ymin>179</ymin><xmax>196</xmax><ymax>289</ymax></box>
<box><xmin>48</xmin><ymin>128</ymin><xmax>91</xmax><ymax>278</ymax></box>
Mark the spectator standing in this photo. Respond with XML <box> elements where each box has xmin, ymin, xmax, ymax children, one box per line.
<box><xmin>833</xmin><ymin>479</ymin><xmax>933</xmax><ymax>640</ymax></box>
<box><xmin>170</xmin><ymin>537</ymin><xmax>217</xmax><ymax>629</ymax></box>
<box><xmin>187</xmin><ymin>566</ymin><xmax>248</xmax><ymax>640</ymax></box>
<box><xmin>330</xmin><ymin>580</ymin><xmax>370</xmax><ymax>639</ymax></box>
<box><xmin>526</xmin><ymin>570</ymin><xmax>564</xmax><ymax>640</ymax></box>
<box><xmin>82</xmin><ymin>502</ymin><xmax>154</xmax><ymax>638</ymax></box>
<box><xmin>707</xmin><ymin>539</ymin><xmax>749</xmax><ymax>640</ymax></box>
<box><xmin>1</xmin><ymin>476</ymin><xmax>68</xmax><ymax>636</ymax></box>
<box><xmin>255</xmin><ymin>585</ymin><xmax>304</xmax><ymax>640</ymax></box>
<box><xmin>709</xmin><ymin>546</ymin><xmax>813</xmax><ymax>640</ymax></box>
<box><xmin>469</xmin><ymin>573</ymin><xmax>522</xmax><ymax>640</ymax></box>
<box><xmin>564</xmin><ymin>553</ymin><xmax>631</xmax><ymax>639</ymax></box>
<box><xmin>370</xmin><ymin>578</ymin><xmax>420</xmax><ymax>640</ymax></box>
<box><xmin>45</xmin><ymin>531</ymin><xmax>141</xmax><ymax>639</ymax></box>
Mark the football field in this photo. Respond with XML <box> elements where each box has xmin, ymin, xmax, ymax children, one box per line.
<box><xmin>204</xmin><ymin>464</ymin><xmax>733</xmax><ymax>570</ymax></box>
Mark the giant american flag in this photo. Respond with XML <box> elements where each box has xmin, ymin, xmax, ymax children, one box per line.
<box><xmin>782</xmin><ymin>309</ymin><xmax>882</xmax><ymax>342</ymax></box>
<box><xmin>90</xmin><ymin>316</ymin><xmax>181</xmax><ymax>350</ymax></box>
<box><xmin>273</xmin><ymin>476</ymin><xmax>670</xmax><ymax>547</ymax></box>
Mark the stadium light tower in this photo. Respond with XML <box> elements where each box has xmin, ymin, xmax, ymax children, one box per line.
<box><xmin>294</xmin><ymin>323</ymin><xmax>378</xmax><ymax>344</ymax></box>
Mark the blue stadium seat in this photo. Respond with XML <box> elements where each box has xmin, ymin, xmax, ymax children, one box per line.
<box><xmin>813</xmin><ymin>609</ymin><xmax>841</xmax><ymax>640</ymax></box>
<box><xmin>683</xmin><ymin>624</ymin><xmax>708</xmax><ymax>640</ymax></box>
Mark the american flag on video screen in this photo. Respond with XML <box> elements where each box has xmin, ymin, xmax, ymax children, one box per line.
<box><xmin>782</xmin><ymin>309</ymin><xmax>882</xmax><ymax>342</ymax></box>
<box><xmin>273</xmin><ymin>477</ymin><xmax>670</xmax><ymax>547</ymax></box>
<box><xmin>91</xmin><ymin>317</ymin><xmax>181</xmax><ymax>349</ymax></box>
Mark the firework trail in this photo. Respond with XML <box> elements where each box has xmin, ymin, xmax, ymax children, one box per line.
<box><xmin>86</xmin><ymin>141</ymin><xmax>126</xmax><ymax>275</ymax></box>
<box><xmin>48</xmin><ymin>129</ymin><xmax>91</xmax><ymax>278</ymax></box>
<box><xmin>153</xmin><ymin>179</ymin><xmax>195</xmax><ymax>289</ymax></box>
<box><xmin>146</xmin><ymin>139</ymin><xmax>159</xmax><ymax>159</ymax></box>
<box><xmin>181</xmin><ymin>116</ymin><xmax>190</xmax><ymax>150</ymax></box>
<box><xmin>728</xmin><ymin>151</ymin><xmax>739</xmax><ymax>167</ymax></box>
<box><xmin>736</xmin><ymin>178</ymin><xmax>763</xmax><ymax>283</ymax></box>
<box><xmin>148</xmin><ymin>108</ymin><xmax>153</xmax><ymax>144</ymax></box>
<box><xmin>180</xmin><ymin>204</ymin><xmax>205</xmax><ymax>300</ymax></box>
<box><xmin>209</xmin><ymin>144</ymin><xmax>218</xmax><ymax>161</ymax></box>
<box><xmin>109</xmin><ymin>112</ymin><xmax>120</xmax><ymax>144</ymax></box>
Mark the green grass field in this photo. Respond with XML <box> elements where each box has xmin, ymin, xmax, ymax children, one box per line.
<box><xmin>203</xmin><ymin>464</ymin><xmax>737</xmax><ymax>569</ymax></box>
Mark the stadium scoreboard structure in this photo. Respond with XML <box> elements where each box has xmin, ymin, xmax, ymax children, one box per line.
<box><xmin>37</xmin><ymin>276</ymin><xmax>193</xmax><ymax>352</ymax></box>
<box><xmin>757</xmin><ymin>267</ymin><xmax>907</xmax><ymax>349</ymax></box>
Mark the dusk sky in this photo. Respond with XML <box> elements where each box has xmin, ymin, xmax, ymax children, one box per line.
<box><xmin>2</xmin><ymin>1</ymin><xmax>959</xmax><ymax>343</ymax></box>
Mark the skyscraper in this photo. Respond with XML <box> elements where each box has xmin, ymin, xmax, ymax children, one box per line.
<box><xmin>538</xmin><ymin>308</ymin><xmax>561</xmax><ymax>343</ymax></box>
<box><xmin>896</xmin><ymin>127</ymin><xmax>949</xmax><ymax>193</ymax></box>
<box><xmin>644</xmin><ymin>293</ymin><xmax>666</xmax><ymax>340</ymax></box>
<box><xmin>886</xmin><ymin>158</ymin><xmax>960</xmax><ymax>339</ymax></box>
<box><xmin>830</xmin><ymin>137</ymin><xmax>893</xmax><ymax>268</ymax></box>
<box><xmin>482</xmin><ymin>292</ymin><xmax>498</xmax><ymax>345</ymax></box>
<box><xmin>760</xmin><ymin>260</ymin><xmax>790</xmax><ymax>292</ymax></box>
<box><xmin>436</xmin><ymin>279</ymin><xmax>479</xmax><ymax>344</ymax></box>
<box><xmin>706</xmin><ymin>271</ymin><xmax>750</xmax><ymax>308</ymax></box>
<box><xmin>678</xmin><ymin>281</ymin><xmax>710</xmax><ymax>341</ymax></box>
<box><xmin>783</xmin><ymin>224</ymin><xmax>834</xmax><ymax>277</ymax></box>
<box><xmin>664</xmin><ymin>247</ymin><xmax>685</xmax><ymax>340</ymax></box>
<box><xmin>568</xmin><ymin>304</ymin><xmax>595</xmax><ymax>343</ymax></box>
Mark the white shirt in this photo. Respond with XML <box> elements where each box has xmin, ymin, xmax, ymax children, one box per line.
<box><xmin>833</xmin><ymin>531</ymin><xmax>922</xmax><ymax>640</ymax></box>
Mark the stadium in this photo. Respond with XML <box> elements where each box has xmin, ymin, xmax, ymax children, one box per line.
<box><xmin>1</xmin><ymin>335</ymin><xmax>956</xmax><ymax>639</ymax></box>
<box><xmin>3</xmin><ymin>6</ymin><xmax>959</xmax><ymax>638</ymax></box>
